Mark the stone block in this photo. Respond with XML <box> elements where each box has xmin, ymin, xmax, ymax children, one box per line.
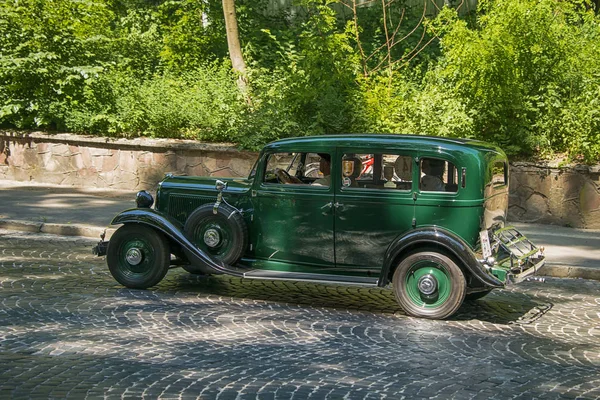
<box><xmin>137</xmin><ymin>151</ymin><xmax>153</xmax><ymax>165</ymax></box>
<box><xmin>117</xmin><ymin>171</ymin><xmax>140</xmax><ymax>189</ymax></box>
<box><xmin>202</xmin><ymin>155</ymin><xmax>218</xmax><ymax>172</ymax></box>
<box><xmin>71</xmin><ymin>151</ymin><xmax>84</xmax><ymax>170</ymax></box>
<box><xmin>50</xmin><ymin>143</ymin><xmax>71</xmax><ymax>156</ymax></box>
<box><xmin>210</xmin><ymin>168</ymin><xmax>234</xmax><ymax>178</ymax></box>
<box><xmin>36</xmin><ymin>142</ymin><xmax>49</xmax><ymax>153</ymax></box>
<box><xmin>119</xmin><ymin>151</ymin><xmax>137</xmax><ymax>173</ymax></box>
<box><xmin>79</xmin><ymin>147</ymin><xmax>92</xmax><ymax>168</ymax></box>
<box><xmin>228</xmin><ymin>156</ymin><xmax>255</xmax><ymax>177</ymax></box>
<box><xmin>580</xmin><ymin>182</ymin><xmax>600</xmax><ymax>214</ymax></box>
<box><xmin>103</xmin><ymin>150</ymin><xmax>119</xmax><ymax>172</ymax></box>
<box><xmin>185</xmin><ymin>163</ymin><xmax>208</xmax><ymax>177</ymax></box>
<box><xmin>8</xmin><ymin>143</ymin><xmax>25</xmax><ymax>167</ymax></box>
<box><xmin>68</xmin><ymin>145</ymin><xmax>80</xmax><ymax>154</ymax></box>
<box><xmin>216</xmin><ymin>154</ymin><xmax>232</xmax><ymax>169</ymax></box>
<box><xmin>152</xmin><ymin>151</ymin><xmax>177</xmax><ymax>169</ymax></box>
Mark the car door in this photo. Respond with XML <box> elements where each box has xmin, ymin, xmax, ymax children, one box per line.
<box><xmin>333</xmin><ymin>149</ymin><xmax>416</xmax><ymax>275</ymax></box>
<box><xmin>250</xmin><ymin>151</ymin><xmax>336</xmax><ymax>271</ymax></box>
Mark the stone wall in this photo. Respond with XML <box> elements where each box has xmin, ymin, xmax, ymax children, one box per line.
<box><xmin>2</xmin><ymin>131</ymin><xmax>600</xmax><ymax>228</ymax></box>
<box><xmin>0</xmin><ymin>131</ymin><xmax>257</xmax><ymax>190</ymax></box>
<box><xmin>509</xmin><ymin>163</ymin><xmax>600</xmax><ymax>228</ymax></box>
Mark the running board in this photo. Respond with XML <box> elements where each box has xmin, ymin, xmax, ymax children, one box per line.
<box><xmin>242</xmin><ymin>270</ymin><xmax>380</xmax><ymax>286</ymax></box>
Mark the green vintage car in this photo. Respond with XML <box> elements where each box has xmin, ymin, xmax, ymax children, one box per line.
<box><xmin>94</xmin><ymin>135</ymin><xmax>545</xmax><ymax>319</ymax></box>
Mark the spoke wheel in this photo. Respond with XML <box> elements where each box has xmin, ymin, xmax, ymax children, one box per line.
<box><xmin>393</xmin><ymin>252</ymin><xmax>466</xmax><ymax>319</ymax></box>
<box><xmin>107</xmin><ymin>224</ymin><xmax>169</xmax><ymax>289</ymax></box>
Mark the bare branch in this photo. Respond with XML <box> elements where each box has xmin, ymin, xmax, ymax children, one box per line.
<box><xmin>392</xmin><ymin>0</ymin><xmax>427</xmax><ymax>46</ymax></box>
<box><xmin>381</xmin><ymin>0</ymin><xmax>392</xmax><ymax>77</ymax></box>
<box><xmin>351</xmin><ymin>0</ymin><xmax>369</xmax><ymax>77</ymax></box>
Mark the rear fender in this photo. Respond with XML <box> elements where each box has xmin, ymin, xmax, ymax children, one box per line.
<box><xmin>111</xmin><ymin>208</ymin><xmax>244</xmax><ymax>277</ymax></box>
<box><xmin>380</xmin><ymin>227</ymin><xmax>504</xmax><ymax>289</ymax></box>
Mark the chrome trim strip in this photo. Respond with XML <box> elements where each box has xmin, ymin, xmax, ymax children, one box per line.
<box><xmin>243</xmin><ymin>270</ymin><xmax>379</xmax><ymax>286</ymax></box>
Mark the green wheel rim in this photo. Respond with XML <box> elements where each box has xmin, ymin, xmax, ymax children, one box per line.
<box><xmin>191</xmin><ymin>217</ymin><xmax>234</xmax><ymax>258</ymax></box>
<box><xmin>405</xmin><ymin>260</ymin><xmax>452</xmax><ymax>308</ymax></box>
<box><xmin>116</xmin><ymin>237</ymin><xmax>155</xmax><ymax>278</ymax></box>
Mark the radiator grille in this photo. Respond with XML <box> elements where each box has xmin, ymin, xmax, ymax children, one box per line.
<box><xmin>167</xmin><ymin>194</ymin><xmax>216</xmax><ymax>224</ymax></box>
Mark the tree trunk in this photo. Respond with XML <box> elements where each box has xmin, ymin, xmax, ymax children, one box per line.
<box><xmin>222</xmin><ymin>0</ymin><xmax>248</xmax><ymax>92</ymax></box>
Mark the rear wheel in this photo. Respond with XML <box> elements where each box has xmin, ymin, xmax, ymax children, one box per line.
<box><xmin>393</xmin><ymin>251</ymin><xmax>466</xmax><ymax>319</ymax></box>
<box><xmin>107</xmin><ymin>224</ymin><xmax>170</xmax><ymax>289</ymax></box>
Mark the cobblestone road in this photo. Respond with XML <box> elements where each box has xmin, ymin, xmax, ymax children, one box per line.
<box><xmin>1</xmin><ymin>230</ymin><xmax>599</xmax><ymax>399</ymax></box>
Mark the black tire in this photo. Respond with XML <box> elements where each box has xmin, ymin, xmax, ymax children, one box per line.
<box><xmin>184</xmin><ymin>203</ymin><xmax>248</xmax><ymax>265</ymax></box>
<box><xmin>465</xmin><ymin>289</ymin><xmax>492</xmax><ymax>301</ymax></box>
<box><xmin>392</xmin><ymin>251</ymin><xmax>466</xmax><ymax>319</ymax></box>
<box><xmin>107</xmin><ymin>224</ymin><xmax>170</xmax><ymax>289</ymax></box>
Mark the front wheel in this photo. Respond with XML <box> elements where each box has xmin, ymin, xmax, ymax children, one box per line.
<box><xmin>392</xmin><ymin>251</ymin><xmax>466</xmax><ymax>319</ymax></box>
<box><xmin>107</xmin><ymin>224</ymin><xmax>170</xmax><ymax>289</ymax></box>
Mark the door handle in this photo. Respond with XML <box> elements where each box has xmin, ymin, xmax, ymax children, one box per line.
<box><xmin>334</xmin><ymin>202</ymin><xmax>344</xmax><ymax>209</ymax></box>
<box><xmin>321</xmin><ymin>202</ymin><xmax>333</xmax><ymax>210</ymax></box>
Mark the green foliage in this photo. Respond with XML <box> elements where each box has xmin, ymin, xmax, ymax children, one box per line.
<box><xmin>63</xmin><ymin>62</ymin><xmax>245</xmax><ymax>140</ymax></box>
<box><xmin>430</xmin><ymin>0</ymin><xmax>600</xmax><ymax>159</ymax></box>
<box><xmin>0</xmin><ymin>0</ymin><xmax>599</xmax><ymax>161</ymax></box>
<box><xmin>0</xmin><ymin>0</ymin><xmax>114</xmax><ymax>128</ymax></box>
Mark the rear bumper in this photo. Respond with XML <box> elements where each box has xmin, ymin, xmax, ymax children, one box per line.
<box><xmin>486</xmin><ymin>226</ymin><xmax>546</xmax><ymax>284</ymax></box>
<box><xmin>506</xmin><ymin>256</ymin><xmax>545</xmax><ymax>284</ymax></box>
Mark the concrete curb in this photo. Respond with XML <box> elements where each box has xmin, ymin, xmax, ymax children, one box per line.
<box><xmin>1</xmin><ymin>218</ymin><xmax>598</xmax><ymax>282</ymax></box>
<box><xmin>538</xmin><ymin>264</ymin><xmax>600</xmax><ymax>281</ymax></box>
<box><xmin>0</xmin><ymin>219</ymin><xmax>115</xmax><ymax>240</ymax></box>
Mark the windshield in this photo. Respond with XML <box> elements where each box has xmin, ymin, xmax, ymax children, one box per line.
<box><xmin>248</xmin><ymin>157</ymin><xmax>260</xmax><ymax>180</ymax></box>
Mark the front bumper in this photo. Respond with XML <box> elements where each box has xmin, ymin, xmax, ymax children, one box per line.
<box><xmin>485</xmin><ymin>227</ymin><xmax>546</xmax><ymax>284</ymax></box>
<box><xmin>93</xmin><ymin>240</ymin><xmax>108</xmax><ymax>257</ymax></box>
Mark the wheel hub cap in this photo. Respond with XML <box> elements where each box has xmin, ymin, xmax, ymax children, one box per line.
<box><xmin>126</xmin><ymin>248</ymin><xmax>143</xmax><ymax>266</ymax></box>
<box><xmin>203</xmin><ymin>229</ymin><xmax>221</xmax><ymax>248</ymax></box>
<box><xmin>417</xmin><ymin>274</ymin><xmax>438</xmax><ymax>295</ymax></box>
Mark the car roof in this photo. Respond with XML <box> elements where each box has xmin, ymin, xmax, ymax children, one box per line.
<box><xmin>264</xmin><ymin>134</ymin><xmax>504</xmax><ymax>156</ymax></box>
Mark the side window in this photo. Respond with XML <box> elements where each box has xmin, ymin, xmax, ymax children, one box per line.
<box><xmin>263</xmin><ymin>153</ymin><xmax>298</xmax><ymax>185</ymax></box>
<box><xmin>306</xmin><ymin>153</ymin><xmax>331</xmax><ymax>187</ymax></box>
<box><xmin>263</xmin><ymin>152</ymin><xmax>331</xmax><ymax>187</ymax></box>
<box><xmin>340</xmin><ymin>153</ymin><xmax>413</xmax><ymax>191</ymax></box>
<box><xmin>491</xmin><ymin>162</ymin><xmax>507</xmax><ymax>187</ymax></box>
<box><xmin>420</xmin><ymin>158</ymin><xmax>458</xmax><ymax>193</ymax></box>
<box><xmin>303</xmin><ymin>153</ymin><xmax>325</xmax><ymax>179</ymax></box>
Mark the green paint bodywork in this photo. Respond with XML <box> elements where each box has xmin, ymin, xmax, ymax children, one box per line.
<box><xmin>154</xmin><ymin>134</ymin><xmax>518</xmax><ymax>288</ymax></box>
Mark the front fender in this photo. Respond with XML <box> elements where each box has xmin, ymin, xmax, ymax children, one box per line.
<box><xmin>380</xmin><ymin>227</ymin><xmax>504</xmax><ymax>289</ymax></box>
<box><xmin>111</xmin><ymin>208</ymin><xmax>244</xmax><ymax>277</ymax></box>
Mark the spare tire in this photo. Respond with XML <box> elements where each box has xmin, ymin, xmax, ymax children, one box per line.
<box><xmin>183</xmin><ymin>203</ymin><xmax>248</xmax><ymax>266</ymax></box>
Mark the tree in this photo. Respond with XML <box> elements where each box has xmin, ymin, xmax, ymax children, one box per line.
<box><xmin>221</xmin><ymin>0</ymin><xmax>248</xmax><ymax>93</ymax></box>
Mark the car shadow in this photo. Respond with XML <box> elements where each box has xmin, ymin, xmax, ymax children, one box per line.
<box><xmin>164</xmin><ymin>270</ymin><xmax>548</xmax><ymax>325</ymax></box>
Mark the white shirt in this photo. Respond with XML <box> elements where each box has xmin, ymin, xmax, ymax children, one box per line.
<box><xmin>312</xmin><ymin>175</ymin><xmax>331</xmax><ymax>187</ymax></box>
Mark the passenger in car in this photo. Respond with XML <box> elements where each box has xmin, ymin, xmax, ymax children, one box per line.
<box><xmin>421</xmin><ymin>158</ymin><xmax>446</xmax><ymax>191</ymax></box>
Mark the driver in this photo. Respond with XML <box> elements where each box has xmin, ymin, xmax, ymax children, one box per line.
<box><xmin>312</xmin><ymin>153</ymin><xmax>331</xmax><ymax>186</ymax></box>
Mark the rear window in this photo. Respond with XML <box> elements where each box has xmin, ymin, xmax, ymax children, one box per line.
<box><xmin>340</xmin><ymin>153</ymin><xmax>413</xmax><ymax>191</ymax></box>
<box><xmin>491</xmin><ymin>162</ymin><xmax>507</xmax><ymax>187</ymax></box>
<box><xmin>419</xmin><ymin>158</ymin><xmax>458</xmax><ymax>193</ymax></box>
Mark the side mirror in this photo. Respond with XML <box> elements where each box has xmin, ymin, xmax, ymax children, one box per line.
<box><xmin>215</xmin><ymin>180</ymin><xmax>228</xmax><ymax>192</ymax></box>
